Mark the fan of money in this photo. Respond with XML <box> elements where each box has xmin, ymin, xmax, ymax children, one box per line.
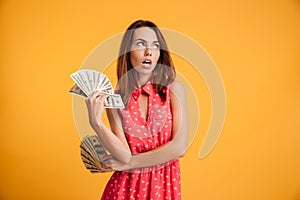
<box><xmin>80</xmin><ymin>135</ymin><xmax>112</xmax><ymax>173</ymax></box>
<box><xmin>69</xmin><ymin>69</ymin><xmax>124</xmax><ymax>108</ymax></box>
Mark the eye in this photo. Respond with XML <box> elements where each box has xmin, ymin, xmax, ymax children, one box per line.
<box><xmin>153</xmin><ymin>43</ymin><xmax>160</xmax><ymax>49</ymax></box>
<box><xmin>136</xmin><ymin>41</ymin><xmax>145</xmax><ymax>47</ymax></box>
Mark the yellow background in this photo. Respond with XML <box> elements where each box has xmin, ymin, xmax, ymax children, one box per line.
<box><xmin>1</xmin><ymin>0</ymin><xmax>300</xmax><ymax>199</ymax></box>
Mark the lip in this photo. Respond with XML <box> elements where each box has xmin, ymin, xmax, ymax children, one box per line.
<box><xmin>141</xmin><ymin>63</ymin><xmax>153</xmax><ymax>69</ymax></box>
<box><xmin>141</xmin><ymin>58</ymin><xmax>152</xmax><ymax>66</ymax></box>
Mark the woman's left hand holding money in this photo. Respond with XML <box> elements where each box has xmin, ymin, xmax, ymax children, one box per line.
<box><xmin>102</xmin><ymin>155</ymin><xmax>131</xmax><ymax>171</ymax></box>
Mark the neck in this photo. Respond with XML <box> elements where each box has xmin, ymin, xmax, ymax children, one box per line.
<box><xmin>136</xmin><ymin>73</ymin><xmax>152</xmax><ymax>88</ymax></box>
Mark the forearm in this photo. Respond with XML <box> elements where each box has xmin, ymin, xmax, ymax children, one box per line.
<box><xmin>92</xmin><ymin>122</ymin><xmax>132</xmax><ymax>163</ymax></box>
<box><xmin>128</xmin><ymin>130</ymin><xmax>188</xmax><ymax>169</ymax></box>
<box><xmin>85</xmin><ymin>92</ymin><xmax>132</xmax><ymax>164</ymax></box>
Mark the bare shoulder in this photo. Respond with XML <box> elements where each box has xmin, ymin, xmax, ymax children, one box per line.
<box><xmin>170</xmin><ymin>80</ymin><xmax>186</xmax><ymax>97</ymax></box>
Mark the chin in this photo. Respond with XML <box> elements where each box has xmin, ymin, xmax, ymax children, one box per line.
<box><xmin>134</xmin><ymin>65</ymin><xmax>155</xmax><ymax>76</ymax></box>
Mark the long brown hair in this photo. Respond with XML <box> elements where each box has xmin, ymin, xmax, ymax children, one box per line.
<box><xmin>116</xmin><ymin>20</ymin><xmax>176</xmax><ymax>106</ymax></box>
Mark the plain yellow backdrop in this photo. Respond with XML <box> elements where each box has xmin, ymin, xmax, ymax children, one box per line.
<box><xmin>1</xmin><ymin>0</ymin><xmax>300</xmax><ymax>200</ymax></box>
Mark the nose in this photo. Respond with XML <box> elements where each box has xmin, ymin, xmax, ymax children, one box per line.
<box><xmin>144</xmin><ymin>47</ymin><xmax>152</xmax><ymax>56</ymax></box>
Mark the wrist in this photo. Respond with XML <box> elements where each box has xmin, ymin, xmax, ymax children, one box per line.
<box><xmin>127</xmin><ymin>155</ymin><xmax>134</xmax><ymax>169</ymax></box>
<box><xmin>91</xmin><ymin>120</ymin><xmax>105</xmax><ymax>131</ymax></box>
<box><xmin>124</xmin><ymin>162</ymin><xmax>132</xmax><ymax>171</ymax></box>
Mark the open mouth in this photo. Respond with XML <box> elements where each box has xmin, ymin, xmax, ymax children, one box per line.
<box><xmin>142</xmin><ymin>60</ymin><xmax>152</xmax><ymax>65</ymax></box>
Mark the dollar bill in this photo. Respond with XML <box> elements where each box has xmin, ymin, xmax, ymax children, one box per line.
<box><xmin>69</xmin><ymin>69</ymin><xmax>125</xmax><ymax>109</ymax></box>
<box><xmin>104</xmin><ymin>93</ymin><xmax>125</xmax><ymax>109</ymax></box>
<box><xmin>69</xmin><ymin>84</ymin><xmax>88</xmax><ymax>98</ymax></box>
<box><xmin>80</xmin><ymin>135</ymin><xmax>112</xmax><ymax>173</ymax></box>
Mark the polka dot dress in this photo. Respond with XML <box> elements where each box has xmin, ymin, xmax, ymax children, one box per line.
<box><xmin>100</xmin><ymin>82</ymin><xmax>181</xmax><ymax>200</ymax></box>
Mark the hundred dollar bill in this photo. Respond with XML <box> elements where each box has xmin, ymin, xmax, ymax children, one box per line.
<box><xmin>80</xmin><ymin>135</ymin><xmax>112</xmax><ymax>173</ymax></box>
<box><xmin>102</xmin><ymin>92</ymin><xmax>125</xmax><ymax>109</ymax></box>
<box><xmin>69</xmin><ymin>84</ymin><xmax>88</xmax><ymax>98</ymax></box>
<box><xmin>69</xmin><ymin>69</ymin><xmax>124</xmax><ymax>109</ymax></box>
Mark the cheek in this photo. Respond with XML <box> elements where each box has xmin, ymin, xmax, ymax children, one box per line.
<box><xmin>154</xmin><ymin>51</ymin><xmax>160</xmax><ymax>63</ymax></box>
<box><xmin>130</xmin><ymin>51</ymin><xmax>141</xmax><ymax>67</ymax></box>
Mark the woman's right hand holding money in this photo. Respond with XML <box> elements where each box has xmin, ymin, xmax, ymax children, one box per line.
<box><xmin>85</xmin><ymin>91</ymin><xmax>108</xmax><ymax>129</ymax></box>
<box><xmin>85</xmin><ymin>91</ymin><xmax>133</xmax><ymax>165</ymax></box>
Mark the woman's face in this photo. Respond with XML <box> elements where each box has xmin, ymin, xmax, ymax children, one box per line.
<box><xmin>130</xmin><ymin>27</ymin><xmax>160</xmax><ymax>76</ymax></box>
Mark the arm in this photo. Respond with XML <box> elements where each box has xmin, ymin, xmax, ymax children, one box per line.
<box><xmin>103</xmin><ymin>81</ymin><xmax>189</xmax><ymax>170</ymax></box>
<box><xmin>86</xmin><ymin>91</ymin><xmax>132</xmax><ymax>163</ymax></box>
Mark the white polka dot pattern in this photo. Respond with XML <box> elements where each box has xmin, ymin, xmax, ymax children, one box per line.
<box><xmin>101</xmin><ymin>82</ymin><xmax>181</xmax><ymax>200</ymax></box>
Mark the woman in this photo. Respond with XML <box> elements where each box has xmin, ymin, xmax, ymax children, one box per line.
<box><xmin>86</xmin><ymin>20</ymin><xmax>189</xmax><ymax>200</ymax></box>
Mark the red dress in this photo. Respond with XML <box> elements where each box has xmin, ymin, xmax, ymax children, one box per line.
<box><xmin>101</xmin><ymin>82</ymin><xmax>181</xmax><ymax>200</ymax></box>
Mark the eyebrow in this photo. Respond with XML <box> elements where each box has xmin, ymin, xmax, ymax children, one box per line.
<box><xmin>135</xmin><ymin>38</ymin><xmax>159</xmax><ymax>43</ymax></box>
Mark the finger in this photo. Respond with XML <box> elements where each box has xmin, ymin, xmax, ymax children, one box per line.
<box><xmin>87</xmin><ymin>93</ymin><xmax>108</xmax><ymax>107</ymax></box>
<box><xmin>86</xmin><ymin>90</ymin><xmax>101</xmax><ymax>103</ymax></box>
<box><xmin>104</xmin><ymin>164</ymin><xmax>113</xmax><ymax>170</ymax></box>
<box><xmin>101</xmin><ymin>162</ymin><xmax>112</xmax><ymax>170</ymax></box>
<box><xmin>99</xmin><ymin>93</ymin><xmax>109</xmax><ymax>101</ymax></box>
<box><xmin>104</xmin><ymin>167</ymin><xmax>113</xmax><ymax>172</ymax></box>
<box><xmin>95</xmin><ymin>95</ymin><xmax>106</xmax><ymax>104</ymax></box>
<box><xmin>102</xmin><ymin>155</ymin><xmax>113</xmax><ymax>162</ymax></box>
<box><xmin>91</xmin><ymin>90</ymin><xmax>102</xmax><ymax>99</ymax></box>
<box><xmin>102</xmin><ymin>159</ymin><xmax>112</xmax><ymax>166</ymax></box>
<box><xmin>101</xmin><ymin>94</ymin><xmax>109</xmax><ymax>106</ymax></box>
<box><xmin>103</xmin><ymin>159</ymin><xmax>116</xmax><ymax>168</ymax></box>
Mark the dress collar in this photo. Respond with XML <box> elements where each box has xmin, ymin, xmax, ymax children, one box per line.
<box><xmin>132</xmin><ymin>81</ymin><xmax>153</xmax><ymax>100</ymax></box>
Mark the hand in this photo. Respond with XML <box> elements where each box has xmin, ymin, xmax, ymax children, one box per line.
<box><xmin>102</xmin><ymin>155</ymin><xmax>131</xmax><ymax>171</ymax></box>
<box><xmin>85</xmin><ymin>91</ymin><xmax>108</xmax><ymax>128</ymax></box>
<box><xmin>98</xmin><ymin>162</ymin><xmax>113</xmax><ymax>173</ymax></box>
